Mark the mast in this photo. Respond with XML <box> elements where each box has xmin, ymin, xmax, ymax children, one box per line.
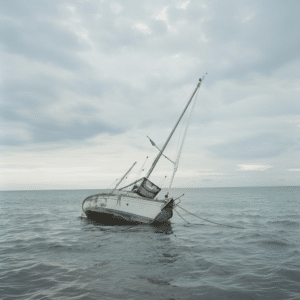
<box><xmin>145</xmin><ymin>77</ymin><xmax>204</xmax><ymax>180</ymax></box>
<box><xmin>111</xmin><ymin>161</ymin><xmax>137</xmax><ymax>193</ymax></box>
<box><xmin>169</xmin><ymin>88</ymin><xmax>199</xmax><ymax>188</ymax></box>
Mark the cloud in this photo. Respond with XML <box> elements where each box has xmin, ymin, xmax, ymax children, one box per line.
<box><xmin>0</xmin><ymin>9</ymin><xmax>87</xmax><ymax>70</ymax></box>
<box><xmin>206</xmin><ymin>133</ymin><xmax>296</xmax><ymax>159</ymax></box>
<box><xmin>237</xmin><ymin>164</ymin><xmax>273</xmax><ymax>171</ymax></box>
<box><xmin>0</xmin><ymin>73</ymin><xmax>125</xmax><ymax>146</ymax></box>
<box><xmin>0</xmin><ymin>0</ymin><xmax>300</xmax><ymax>189</ymax></box>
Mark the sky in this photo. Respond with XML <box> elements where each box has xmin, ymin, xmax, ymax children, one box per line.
<box><xmin>1</xmin><ymin>0</ymin><xmax>300</xmax><ymax>190</ymax></box>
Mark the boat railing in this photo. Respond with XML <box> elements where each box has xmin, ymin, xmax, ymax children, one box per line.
<box><xmin>117</xmin><ymin>190</ymin><xmax>142</xmax><ymax>198</ymax></box>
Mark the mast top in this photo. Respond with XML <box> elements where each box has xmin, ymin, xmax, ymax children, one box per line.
<box><xmin>145</xmin><ymin>77</ymin><xmax>204</xmax><ymax>180</ymax></box>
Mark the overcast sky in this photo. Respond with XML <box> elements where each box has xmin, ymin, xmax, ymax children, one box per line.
<box><xmin>1</xmin><ymin>0</ymin><xmax>300</xmax><ymax>190</ymax></box>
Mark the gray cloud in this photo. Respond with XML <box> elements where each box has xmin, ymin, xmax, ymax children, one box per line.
<box><xmin>206</xmin><ymin>133</ymin><xmax>297</xmax><ymax>159</ymax></box>
<box><xmin>1</xmin><ymin>0</ymin><xmax>300</xmax><ymax>190</ymax></box>
<box><xmin>0</xmin><ymin>74</ymin><xmax>124</xmax><ymax>146</ymax></box>
<box><xmin>1</xmin><ymin>0</ymin><xmax>300</xmax><ymax>152</ymax></box>
<box><xmin>0</xmin><ymin>7</ymin><xmax>87</xmax><ymax>70</ymax></box>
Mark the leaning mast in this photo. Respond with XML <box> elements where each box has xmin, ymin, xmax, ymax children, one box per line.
<box><xmin>145</xmin><ymin>77</ymin><xmax>205</xmax><ymax>180</ymax></box>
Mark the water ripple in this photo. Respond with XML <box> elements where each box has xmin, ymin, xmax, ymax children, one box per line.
<box><xmin>1</xmin><ymin>187</ymin><xmax>300</xmax><ymax>300</ymax></box>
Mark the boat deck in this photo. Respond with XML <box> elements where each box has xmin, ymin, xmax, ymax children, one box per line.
<box><xmin>85</xmin><ymin>190</ymin><xmax>167</xmax><ymax>203</ymax></box>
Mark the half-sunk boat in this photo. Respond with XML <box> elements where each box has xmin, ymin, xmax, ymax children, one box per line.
<box><xmin>82</xmin><ymin>77</ymin><xmax>205</xmax><ymax>224</ymax></box>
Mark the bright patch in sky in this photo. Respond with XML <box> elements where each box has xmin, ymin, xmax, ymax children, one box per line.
<box><xmin>134</xmin><ymin>22</ymin><xmax>150</xmax><ymax>34</ymax></box>
<box><xmin>156</xmin><ymin>7</ymin><xmax>168</xmax><ymax>21</ymax></box>
<box><xmin>178</xmin><ymin>1</ymin><xmax>190</xmax><ymax>10</ymax></box>
<box><xmin>238</xmin><ymin>165</ymin><xmax>273</xmax><ymax>171</ymax></box>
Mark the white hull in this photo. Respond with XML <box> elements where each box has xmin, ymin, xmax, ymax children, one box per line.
<box><xmin>82</xmin><ymin>190</ymin><xmax>173</xmax><ymax>224</ymax></box>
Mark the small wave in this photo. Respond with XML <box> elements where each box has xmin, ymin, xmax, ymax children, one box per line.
<box><xmin>46</xmin><ymin>242</ymin><xmax>74</xmax><ymax>251</ymax></box>
<box><xmin>249</xmin><ymin>233</ymin><xmax>264</xmax><ymax>239</ymax></box>
<box><xmin>281</xmin><ymin>214</ymin><xmax>300</xmax><ymax>219</ymax></box>
<box><xmin>139</xmin><ymin>275</ymin><xmax>170</xmax><ymax>286</ymax></box>
<box><xmin>209</xmin><ymin>264</ymin><xmax>238</xmax><ymax>277</ymax></box>
<box><xmin>291</xmin><ymin>249</ymin><xmax>300</xmax><ymax>255</ymax></box>
<box><xmin>274</xmin><ymin>268</ymin><xmax>300</xmax><ymax>283</ymax></box>
<box><xmin>260</xmin><ymin>240</ymin><xmax>290</xmax><ymax>248</ymax></box>
<box><xmin>194</xmin><ymin>258</ymin><xmax>214</xmax><ymax>271</ymax></box>
<box><xmin>245</xmin><ymin>214</ymin><xmax>263</xmax><ymax>218</ymax></box>
<box><xmin>267</xmin><ymin>220</ymin><xmax>300</xmax><ymax>227</ymax></box>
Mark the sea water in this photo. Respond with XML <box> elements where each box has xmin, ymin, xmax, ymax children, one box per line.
<box><xmin>0</xmin><ymin>187</ymin><xmax>299</xmax><ymax>300</ymax></box>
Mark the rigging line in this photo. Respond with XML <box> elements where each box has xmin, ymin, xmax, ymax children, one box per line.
<box><xmin>147</xmin><ymin>136</ymin><xmax>175</xmax><ymax>164</ymax></box>
<box><xmin>174</xmin><ymin>91</ymin><xmax>195</xmax><ymax>153</ymax></box>
<box><xmin>147</xmin><ymin>90</ymin><xmax>193</xmax><ymax>141</ymax></box>
<box><xmin>111</xmin><ymin>162</ymin><xmax>137</xmax><ymax>194</ymax></box>
<box><xmin>146</xmin><ymin>78</ymin><xmax>203</xmax><ymax>180</ymax></box>
<box><xmin>169</xmin><ymin>88</ymin><xmax>200</xmax><ymax>188</ymax></box>
<box><xmin>158</xmin><ymin>175</ymin><xmax>168</xmax><ymax>188</ymax></box>
<box><xmin>175</xmin><ymin>112</ymin><xmax>186</xmax><ymax>154</ymax></box>
<box><xmin>168</xmin><ymin>99</ymin><xmax>191</xmax><ymax>162</ymax></box>
<box><xmin>174</xmin><ymin>208</ymin><xmax>190</xmax><ymax>224</ymax></box>
<box><xmin>135</xmin><ymin>156</ymin><xmax>149</xmax><ymax>181</ymax></box>
<box><xmin>177</xmin><ymin>205</ymin><xmax>245</xmax><ymax>229</ymax></box>
<box><xmin>106</xmin><ymin>178</ymin><xmax>118</xmax><ymax>189</ymax></box>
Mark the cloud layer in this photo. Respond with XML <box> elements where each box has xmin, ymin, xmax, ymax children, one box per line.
<box><xmin>1</xmin><ymin>0</ymin><xmax>300</xmax><ymax>189</ymax></box>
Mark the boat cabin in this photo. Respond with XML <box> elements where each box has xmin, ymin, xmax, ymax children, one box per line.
<box><xmin>121</xmin><ymin>177</ymin><xmax>161</xmax><ymax>199</ymax></box>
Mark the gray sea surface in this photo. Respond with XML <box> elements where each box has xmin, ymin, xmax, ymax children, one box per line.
<box><xmin>1</xmin><ymin>186</ymin><xmax>300</xmax><ymax>300</ymax></box>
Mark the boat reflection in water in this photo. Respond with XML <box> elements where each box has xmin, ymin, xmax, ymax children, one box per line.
<box><xmin>81</xmin><ymin>215</ymin><xmax>173</xmax><ymax>235</ymax></box>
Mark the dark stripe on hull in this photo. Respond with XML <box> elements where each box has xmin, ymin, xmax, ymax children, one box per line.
<box><xmin>85</xmin><ymin>211</ymin><xmax>142</xmax><ymax>225</ymax></box>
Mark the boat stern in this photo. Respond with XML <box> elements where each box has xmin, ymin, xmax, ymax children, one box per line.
<box><xmin>152</xmin><ymin>198</ymin><xmax>174</xmax><ymax>224</ymax></box>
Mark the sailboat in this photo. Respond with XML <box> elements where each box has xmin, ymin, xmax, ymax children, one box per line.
<box><xmin>82</xmin><ymin>77</ymin><xmax>205</xmax><ymax>224</ymax></box>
